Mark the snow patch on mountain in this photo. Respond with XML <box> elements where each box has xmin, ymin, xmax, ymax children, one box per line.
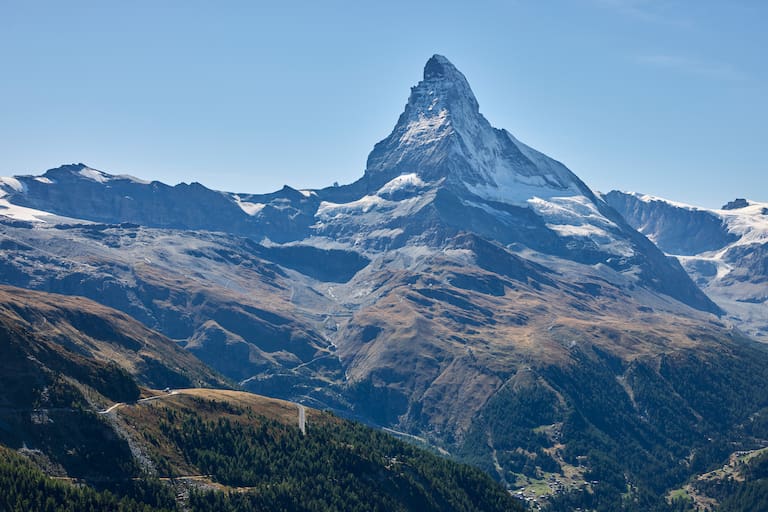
<box><xmin>529</xmin><ymin>196</ymin><xmax>634</xmax><ymax>257</ymax></box>
<box><xmin>78</xmin><ymin>168</ymin><xmax>111</xmax><ymax>183</ymax></box>
<box><xmin>316</xmin><ymin>174</ymin><xmax>435</xmax><ymax>225</ymax></box>
<box><xmin>0</xmin><ymin>177</ymin><xmax>27</xmax><ymax>194</ymax></box>
<box><xmin>376</xmin><ymin>173</ymin><xmax>426</xmax><ymax>197</ymax></box>
<box><xmin>677</xmin><ymin>254</ymin><xmax>733</xmax><ymax>280</ymax></box>
<box><xmin>115</xmin><ymin>174</ymin><xmax>151</xmax><ymax>184</ymax></box>
<box><xmin>460</xmin><ymin>199</ymin><xmax>518</xmax><ymax>221</ymax></box>
<box><xmin>0</xmin><ymin>197</ymin><xmax>89</xmax><ymax>224</ymax></box>
<box><xmin>233</xmin><ymin>195</ymin><xmax>266</xmax><ymax>216</ymax></box>
<box><xmin>73</xmin><ymin>166</ymin><xmax>150</xmax><ymax>185</ymax></box>
<box><xmin>317</xmin><ymin>195</ymin><xmax>385</xmax><ymax>218</ymax></box>
<box><xmin>0</xmin><ymin>176</ymin><xmax>62</xmax><ymax>222</ymax></box>
<box><xmin>715</xmin><ymin>202</ymin><xmax>768</xmax><ymax>247</ymax></box>
<box><xmin>316</xmin><ymin>193</ymin><xmax>428</xmax><ymax>222</ymax></box>
<box><xmin>0</xmin><ymin>199</ymin><xmax>50</xmax><ymax>222</ymax></box>
<box><xmin>399</xmin><ymin>109</ymin><xmax>451</xmax><ymax>147</ymax></box>
<box><xmin>466</xmin><ymin>176</ymin><xmax>580</xmax><ymax>208</ymax></box>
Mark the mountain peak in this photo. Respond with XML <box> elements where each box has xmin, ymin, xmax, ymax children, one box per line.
<box><xmin>408</xmin><ymin>54</ymin><xmax>479</xmax><ymax>118</ymax></box>
<box><xmin>363</xmin><ymin>55</ymin><xmax>585</xmax><ymax>202</ymax></box>
<box><xmin>423</xmin><ymin>54</ymin><xmax>463</xmax><ymax>81</ymax></box>
<box><xmin>362</xmin><ymin>55</ymin><xmax>488</xmax><ymax>187</ymax></box>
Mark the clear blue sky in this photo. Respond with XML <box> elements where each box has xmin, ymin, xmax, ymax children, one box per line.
<box><xmin>1</xmin><ymin>1</ymin><xmax>765</xmax><ymax>208</ymax></box>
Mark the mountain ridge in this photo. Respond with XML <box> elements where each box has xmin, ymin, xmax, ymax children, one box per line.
<box><xmin>605</xmin><ymin>190</ymin><xmax>768</xmax><ymax>342</ymax></box>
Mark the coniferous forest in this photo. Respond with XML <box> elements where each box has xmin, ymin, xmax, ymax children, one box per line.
<box><xmin>0</xmin><ymin>394</ymin><xmax>523</xmax><ymax>512</ymax></box>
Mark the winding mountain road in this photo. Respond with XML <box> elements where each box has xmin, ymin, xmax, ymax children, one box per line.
<box><xmin>98</xmin><ymin>390</ymin><xmax>179</xmax><ymax>414</ymax></box>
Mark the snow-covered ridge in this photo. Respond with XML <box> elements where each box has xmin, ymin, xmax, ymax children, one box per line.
<box><xmin>626</xmin><ymin>192</ymin><xmax>768</xmax><ymax>247</ymax></box>
<box><xmin>114</xmin><ymin>174</ymin><xmax>151</xmax><ymax>184</ymax></box>
<box><xmin>4</xmin><ymin>165</ymin><xmax>150</xmax><ymax>186</ymax></box>
<box><xmin>317</xmin><ymin>173</ymin><xmax>428</xmax><ymax>221</ymax></box>
<box><xmin>316</xmin><ymin>191</ymin><xmax>428</xmax><ymax>222</ymax></box>
<box><xmin>619</xmin><ymin>191</ymin><xmax>703</xmax><ymax>211</ymax></box>
<box><xmin>76</xmin><ymin>167</ymin><xmax>150</xmax><ymax>184</ymax></box>
<box><xmin>607</xmin><ymin>191</ymin><xmax>768</xmax><ymax>340</ymax></box>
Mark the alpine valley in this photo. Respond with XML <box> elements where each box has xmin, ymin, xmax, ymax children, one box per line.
<box><xmin>2</xmin><ymin>55</ymin><xmax>768</xmax><ymax>511</ymax></box>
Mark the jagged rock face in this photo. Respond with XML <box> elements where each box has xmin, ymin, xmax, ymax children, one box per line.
<box><xmin>362</xmin><ymin>56</ymin><xmax>583</xmax><ymax>198</ymax></box>
<box><xmin>605</xmin><ymin>191</ymin><xmax>768</xmax><ymax>341</ymax></box>
<box><xmin>363</xmin><ymin>56</ymin><xmax>587</xmax><ymax>198</ymax></box>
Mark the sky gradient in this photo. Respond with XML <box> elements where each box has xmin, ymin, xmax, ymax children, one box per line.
<box><xmin>1</xmin><ymin>0</ymin><xmax>765</xmax><ymax>208</ymax></box>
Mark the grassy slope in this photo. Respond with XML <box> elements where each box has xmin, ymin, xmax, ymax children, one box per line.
<box><xmin>0</xmin><ymin>285</ymin><xmax>228</xmax><ymax>393</ymax></box>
